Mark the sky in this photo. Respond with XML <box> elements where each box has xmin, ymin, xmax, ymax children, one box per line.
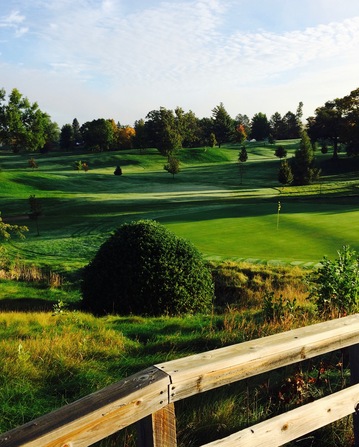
<box><xmin>1</xmin><ymin>0</ymin><xmax>359</xmax><ymax>127</ymax></box>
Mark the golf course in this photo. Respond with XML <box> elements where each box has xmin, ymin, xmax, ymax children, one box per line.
<box><xmin>1</xmin><ymin>139</ymin><xmax>359</xmax><ymax>446</ymax></box>
<box><xmin>1</xmin><ymin>140</ymin><xmax>358</xmax><ymax>271</ymax></box>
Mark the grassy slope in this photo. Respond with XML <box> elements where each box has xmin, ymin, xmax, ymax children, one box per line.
<box><xmin>1</xmin><ymin>141</ymin><xmax>358</xmax><ymax>273</ymax></box>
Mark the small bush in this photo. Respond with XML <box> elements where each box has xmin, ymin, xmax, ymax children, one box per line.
<box><xmin>81</xmin><ymin>220</ymin><xmax>214</xmax><ymax>316</ymax></box>
<box><xmin>309</xmin><ymin>245</ymin><xmax>359</xmax><ymax>318</ymax></box>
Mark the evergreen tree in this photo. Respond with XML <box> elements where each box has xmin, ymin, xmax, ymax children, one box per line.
<box><xmin>278</xmin><ymin>159</ymin><xmax>293</xmax><ymax>186</ymax></box>
<box><xmin>291</xmin><ymin>130</ymin><xmax>320</xmax><ymax>185</ymax></box>
<box><xmin>212</xmin><ymin>103</ymin><xmax>234</xmax><ymax>147</ymax></box>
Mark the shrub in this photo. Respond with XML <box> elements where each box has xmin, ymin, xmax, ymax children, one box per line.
<box><xmin>309</xmin><ymin>245</ymin><xmax>359</xmax><ymax>318</ymax></box>
<box><xmin>81</xmin><ymin>220</ymin><xmax>214</xmax><ymax>316</ymax></box>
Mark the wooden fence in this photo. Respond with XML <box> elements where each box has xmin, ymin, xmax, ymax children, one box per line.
<box><xmin>2</xmin><ymin>314</ymin><xmax>359</xmax><ymax>447</ymax></box>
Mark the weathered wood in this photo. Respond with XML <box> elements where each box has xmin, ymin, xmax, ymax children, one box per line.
<box><xmin>0</xmin><ymin>367</ymin><xmax>170</xmax><ymax>447</ymax></box>
<box><xmin>137</xmin><ymin>403</ymin><xmax>177</xmax><ymax>447</ymax></box>
<box><xmin>2</xmin><ymin>315</ymin><xmax>359</xmax><ymax>447</ymax></box>
<box><xmin>350</xmin><ymin>344</ymin><xmax>359</xmax><ymax>446</ymax></box>
<box><xmin>200</xmin><ymin>383</ymin><xmax>359</xmax><ymax>447</ymax></box>
<box><xmin>157</xmin><ymin>314</ymin><xmax>359</xmax><ymax>402</ymax></box>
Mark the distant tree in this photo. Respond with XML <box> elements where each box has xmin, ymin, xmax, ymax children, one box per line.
<box><xmin>212</xmin><ymin>103</ymin><xmax>234</xmax><ymax>147</ymax></box>
<box><xmin>60</xmin><ymin>124</ymin><xmax>74</xmax><ymax>150</ymax></box>
<box><xmin>197</xmin><ymin>117</ymin><xmax>214</xmax><ymax>147</ymax></box>
<box><xmin>114</xmin><ymin>166</ymin><xmax>122</xmax><ymax>175</ymax></box>
<box><xmin>307</xmin><ymin>100</ymin><xmax>344</xmax><ymax>159</ymax></box>
<box><xmin>238</xmin><ymin>145</ymin><xmax>248</xmax><ymax>184</ymax></box>
<box><xmin>82</xmin><ymin>162</ymin><xmax>89</xmax><ymax>172</ymax></box>
<box><xmin>74</xmin><ymin>160</ymin><xmax>83</xmax><ymax>172</ymax></box>
<box><xmin>278</xmin><ymin>159</ymin><xmax>293</xmax><ymax>187</ymax></box>
<box><xmin>274</xmin><ymin>145</ymin><xmax>287</xmax><ymax>159</ymax></box>
<box><xmin>235</xmin><ymin>114</ymin><xmax>251</xmax><ymax>138</ymax></box>
<box><xmin>282</xmin><ymin>111</ymin><xmax>300</xmax><ymax>139</ymax></box>
<box><xmin>234</xmin><ymin>123</ymin><xmax>247</xmax><ymax>144</ymax></box>
<box><xmin>0</xmin><ymin>88</ymin><xmax>56</xmax><ymax>153</ymax></box>
<box><xmin>28</xmin><ymin>195</ymin><xmax>42</xmax><ymax>236</ymax></box>
<box><xmin>296</xmin><ymin>101</ymin><xmax>304</xmax><ymax>130</ymax></box>
<box><xmin>209</xmin><ymin>132</ymin><xmax>217</xmax><ymax>148</ymax></box>
<box><xmin>291</xmin><ymin>130</ymin><xmax>320</xmax><ymax>185</ymax></box>
<box><xmin>80</xmin><ymin>119</ymin><xmax>114</xmax><ymax>151</ymax></box>
<box><xmin>175</xmin><ymin>107</ymin><xmax>201</xmax><ymax>148</ymax></box>
<box><xmin>144</xmin><ymin>107</ymin><xmax>182</xmax><ymax>156</ymax></box>
<box><xmin>251</xmin><ymin>113</ymin><xmax>270</xmax><ymax>140</ymax></box>
<box><xmin>72</xmin><ymin>118</ymin><xmax>82</xmax><ymax>145</ymax></box>
<box><xmin>164</xmin><ymin>156</ymin><xmax>180</xmax><ymax>178</ymax></box>
<box><xmin>270</xmin><ymin>112</ymin><xmax>285</xmax><ymax>139</ymax></box>
<box><xmin>308</xmin><ymin>88</ymin><xmax>359</xmax><ymax>159</ymax></box>
<box><xmin>28</xmin><ymin>157</ymin><xmax>38</xmax><ymax>170</ymax></box>
<box><xmin>133</xmin><ymin>119</ymin><xmax>147</xmax><ymax>151</ymax></box>
<box><xmin>342</xmin><ymin>88</ymin><xmax>359</xmax><ymax>156</ymax></box>
<box><xmin>117</xmin><ymin>125</ymin><xmax>136</xmax><ymax>149</ymax></box>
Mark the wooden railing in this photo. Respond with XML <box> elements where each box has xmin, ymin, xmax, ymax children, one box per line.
<box><xmin>2</xmin><ymin>314</ymin><xmax>359</xmax><ymax>447</ymax></box>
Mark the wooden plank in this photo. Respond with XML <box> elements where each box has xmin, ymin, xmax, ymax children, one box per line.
<box><xmin>200</xmin><ymin>383</ymin><xmax>359</xmax><ymax>447</ymax></box>
<box><xmin>156</xmin><ymin>314</ymin><xmax>359</xmax><ymax>402</ymax></box>
<box><xmin>0</xmin><ymin>367</ymin><xmax>170</xmax><ymax>447</ymax></box>
<box><xmin>350</xmin><ymin>344</ymin><xmax>359</xmax><ymax>446</ymax></box>
<box><xmin>137</xmin><ymin>403</ymin><xmax>177</xmax><ymax>447</ymax></box>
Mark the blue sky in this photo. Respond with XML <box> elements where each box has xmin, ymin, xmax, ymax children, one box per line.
<box><xmin>1</xmin><ymin>0</ymin><xmax>359</xmax><ymax>127</ymax></box>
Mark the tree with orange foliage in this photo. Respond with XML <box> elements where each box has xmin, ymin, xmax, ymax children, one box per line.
<box><xmin>117</xmin><ymin>125</ymin><xmax>136</xmax><ymax>149</ymax></box>
<box><xmin>235</xmin><ymin>123</ymin><xmax>247</xmax><ymax>144</ymax></box>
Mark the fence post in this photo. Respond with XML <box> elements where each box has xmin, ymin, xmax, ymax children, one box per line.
<box><xmin>350</xmin><ymin>344</ymin><xmax>359</xmax><ymax>446</ymax></box>
<box><xmin>137</xmin><ymin>403</ymin><xmax>177</xmax><ymax>447</ymax></box>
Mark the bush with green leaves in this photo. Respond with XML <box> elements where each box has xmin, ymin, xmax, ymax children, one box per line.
<box><xmin>81</xmin><ymin>220</ymin><xmax>214</xmax><ymax>316</ymax></box>
<box><xmin>309</xmin><ymin>245</ymin><xmax>359</xmax><ymax>318</ymax></box>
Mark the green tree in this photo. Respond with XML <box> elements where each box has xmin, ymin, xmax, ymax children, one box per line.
<box><xmin>291</xmin><ymin>130</ymin><xmax>320</xmax><ymax>185</ymax></box>
<box><xmin>238</xmin><ymin>145</ymin><xmax>248</xmax><ymax>184</ymax></box>
<box><xmin>81</xmin><ymin>220</ymin><xmax>214</xmax><ymax>316</ymax></box>
<box><xmin>234</xmin><ymin>123</ymin><xmax>247</xmax><ymax>144</ymax></box>
<box><xmin>175</xmin><ymin>107</ymin><xmax>200</xmax><ymax>148</ymax></box>
<box><xmin>144</xmin><ymin>107</ymin><xmax>182</xmax><ymax>156</ymax></box>
<box><xmin>212</xmin><ymin>103</ymin><xmax>234</xmax><ymax>147</ymax></box>
<box><xmin>72</xmin><ymin>118</ymin><xmax>82</xmax><ymax>145</ymax></box>
<box><xmin>0</xmin><ymin>213</ymin><xmax>28</xmax><ymax>241</ymax></box>
<box><xmin>235</xmin><ymin>113</ymin><xmax>251</xmax><ymax>138</ymax></box>
<box><xmin>133</xmin><ymin>119</ymin><xmax>147</xmax><ymax>151</ymax></box>
<box><xmin>307</xmin><ymin>98</ymin><xmax>345</xmax><ymax>159</ymax></box>
<box><xmin>309</xmin><ymin>245</ymin><xmax>359</xmax><ymax>318</ymax></box>
<box><xmin>270</xmin><ymin>112</ymin><xmax>285</xmax><ymax>140</ymax></box>
<box><xmin>60</xmin><ymin>124</ymin><xmax>74</xmax><ymax>150</ymax></box>
<box><xmin>278</xmin><ymin>159</ymin><xmax>293</xmax><ymax>187</ymax></box>
<box><xmin>250</xmin><ymin>113</ymin><xmax>270</xmax><ymax>140</ymax></box>
<box><xmin>274</xmin><ymin>145</ymin><xmax>287</xmax><ymax>159</ymax></box>
<box><xmin>74</xmin><ymin>160</ymin><xmax>83</xmax><ymax>172</ymax></box>
<box><xmin>164</xmin><ymin>155</ymin><xmax>180</xmax><ymax>178</ymax></box>
<box><xmin>0</xmin><ymin>88</ymin><xmax>55</xmax><ymax>153</ymax></box>
<box><xmin>80</xmin><ymin>119</ymin><xmax>114</xmax><ymax>151</ymax></box>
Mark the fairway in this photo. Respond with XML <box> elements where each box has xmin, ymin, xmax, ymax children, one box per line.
<box><xmin>1</xmin><ymin>142</ymin><xmax>358</xmax><ymax>270</ymax></box>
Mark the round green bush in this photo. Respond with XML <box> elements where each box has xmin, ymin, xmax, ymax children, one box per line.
<box><xmin>81</xmin><ymin>220</ymin><xmax>214</xmax><ymax>316</ymax></box>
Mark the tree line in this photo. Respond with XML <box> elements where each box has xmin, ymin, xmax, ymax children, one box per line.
<box><xmin>0</xmin><ymin>87</ymin><xmax>358</xmax><ymax>161</ymax></box>
<box><xmin>59</xmin><ymin>103</ymin><xmax>304</xmax><ymax>155</ymax></box>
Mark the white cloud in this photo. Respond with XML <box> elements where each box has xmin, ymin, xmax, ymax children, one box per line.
<box><xmin>1</xmin><ymin>0</ymin><xmax>359</xmax><ymax>125</ymax></box>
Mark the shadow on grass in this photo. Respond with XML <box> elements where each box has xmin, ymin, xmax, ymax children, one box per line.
<box><xmin>0</xmin><ymin>298</ymin><xmax>57</xmax><ymax>312</ymax></box>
